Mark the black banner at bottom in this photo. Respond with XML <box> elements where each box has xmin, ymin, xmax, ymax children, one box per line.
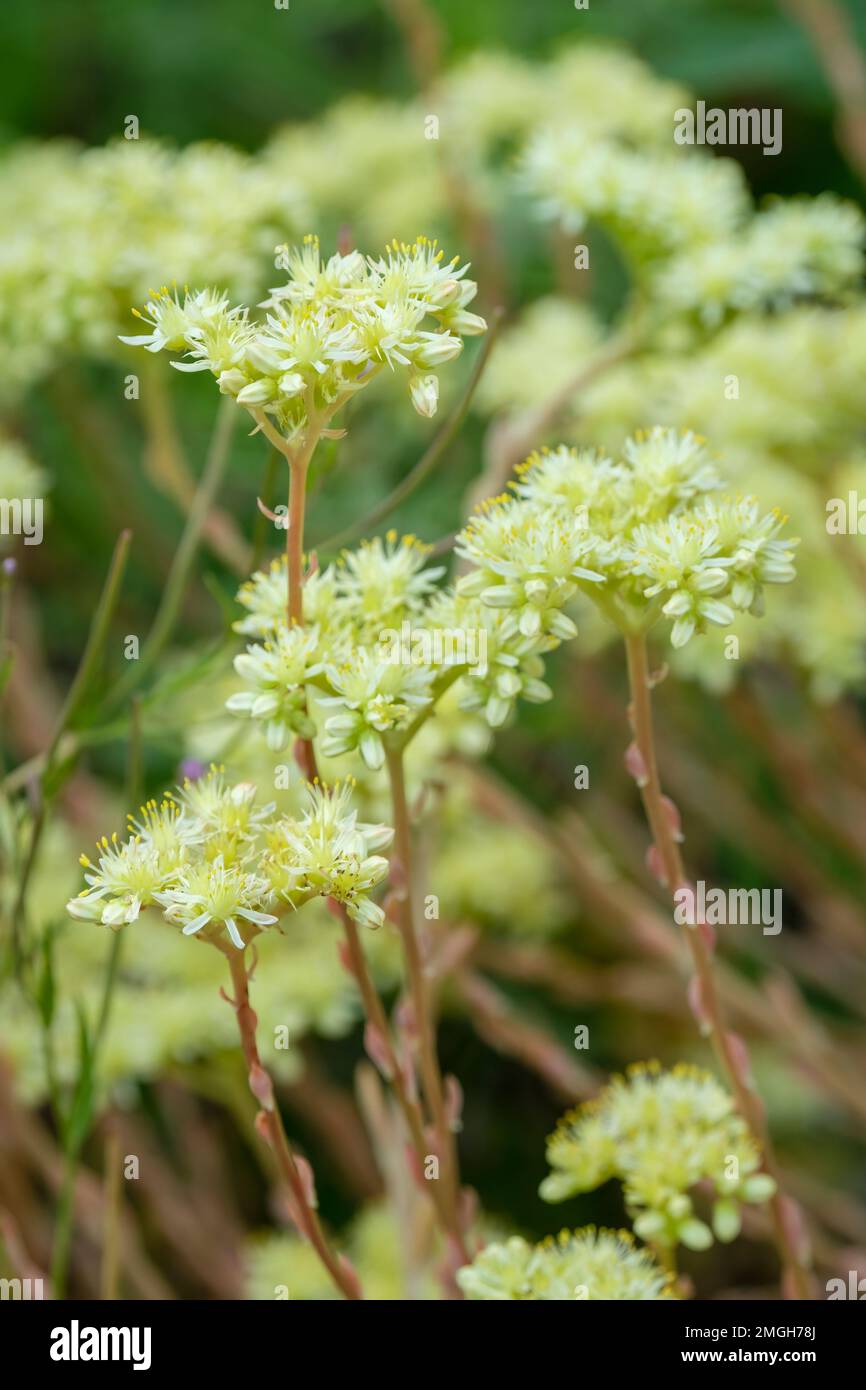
<box><xmin>1</xmin><ymin>1295</ymin><xmax>858</xmax><ymax>1376</ymax></box>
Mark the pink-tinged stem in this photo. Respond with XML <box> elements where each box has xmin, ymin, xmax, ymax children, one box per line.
<box><xmin>624</xmin><ymin>631</ymin><xmax>814</xmax><ymax>1301</ymax></box>
<box><xmin>225</xmin><ymin>947</ymin><xmax>362</xmax><ymax>1300</ymax></box>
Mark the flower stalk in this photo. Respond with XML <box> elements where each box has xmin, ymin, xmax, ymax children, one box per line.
<box><xmin>623</xmin><ymin>631</ymin><xmax>814</xmax><ymax>1300</ymax></box>
<box><xmin>251</xmin><ymin>402</ymin><xmax>319</xmax><ymax>628</ymax></box>
<box><xmin>383</xmin><ymin>743</ymin><xmax>465</xmax><ymax>1258</ymax></box>
<box><xmin>336</xmin><ymin>900</ymin><xmax>470</xmax><ymax>1275</ymax></box>
<box><xmin>251</xmin><ymin>360</ymin><xmax>473</xmax><ymax>1273</ymax></box>
<box><xmin>222</xmin><ymin>943</ymin><xmax>363</xmax><ymax>1300</ymax></box>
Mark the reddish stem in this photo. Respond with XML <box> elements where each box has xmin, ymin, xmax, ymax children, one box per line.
<box><xmin>224</xmin><ymin>947</ymin><xmax>362</xmax><ymax>1300</ymax></box>
<box><xmin>624</xmin><ymin>632</ymin><xmax>814</xmax><ymax>1300</ymax></box>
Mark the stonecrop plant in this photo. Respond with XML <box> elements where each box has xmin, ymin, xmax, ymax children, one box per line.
<box><xmin>6</xmin><ymin>17</ymin><xmax>865</xmax><ymax>1310</ymax></box>
<box><xmin>60</xmin><ymin>234</ymin><xmax>494</xmax><ymax>1299</ymax></box>
<box><xmin>59</xmin><ymin>231</ymin><xmax>810</xmax><ymax>1300</ymax></box>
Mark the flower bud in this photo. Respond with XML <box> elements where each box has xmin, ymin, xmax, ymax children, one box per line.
<box><xmin>408</xmin><ymin>372</ymin><xmax>439</xmax><ymax>418</ymax></box>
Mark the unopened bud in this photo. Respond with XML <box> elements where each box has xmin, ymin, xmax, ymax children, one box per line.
<box><xmin>444</xmin><ymin>1074</ymin><xmax>464</xmax><ymax>1133</ymax></box>
<box><xmin>363</xmin><ymin>1022</ymin><xmax>394</xmax><ymax>1079</ymax></box>
<box><xmin>687</xmin><ymin>976</ymin><xmax>711</xmax><ymax>1035</ymax></box>
<box><xmin>624</xmin><ymin>741</ymin><xmax>649</xmax><ymax>787</ymax></box>
<box><xmin>660</xmin><ymin>794</ymin><xmax>684</xmax><ymax>843</ymax></box>
<box><xmin>249</xmin><ymin>1062</ymin><xmax>274</xmax><ymax>1110</ymax></box>
<box><xmin>645</xmin><ymin>844</ymin><xmax>667</xmax><ymax>885</ymax></box>
<box><xmin>725</xmin><ymin>1032</ymin><xmax>754</xmax><ymax>1089</ymax></box>
<box><xmin>294</xmin><ymin>1154</ymin><xmax>318</xmax><ymax>1211</ymax></box>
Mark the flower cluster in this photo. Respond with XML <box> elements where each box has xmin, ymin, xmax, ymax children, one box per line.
<box><xmin>262</xmin><ymin>45</ymin><xmax>685</xmax><ymax>250</ymax></box>
<box><xmin>0</xmin><ymin>138</ymin><xmax>308</xmax><ymax>400</ymax></box>
<box><xmin>245</xmin><ymin>1202</ymin><xmax>439</xmax><ymax>1301</ymax></box>
<box><xmin>67</xmin><ymin>768</ymin><xmax>393</xmax><ymax>946</ymax></box>
<box><xmin>476</xmin><ymin>300</ymin><xmax>866</xmax><ymax>695</ymax></box>
<box><xmin>227</xmin><ymin>625</ymin><xmax>324</xmax><ymax>750</ymax></box>
<box><xmin>522</xmin><ymin>121</ymin><xmax>863</xmax><ymax>328</ymax></box>
<box><xmin>120</xmin><ymin>235</ymin><xmax>485</xmax><ymax>439</ymax></box>
<box><xmin>456</xmin><ymin>428</ymin><xmax>798</xmax><ymax>649</ymax></box>
<box><xmin>524</xmin><ymin>133</ymin><xmax>750</xmax><ymax>262</ymax></box>
<box><xmin>235</xmin><ymin>426</ymin><xmax>791</xmax><ymax>765</ymax></box>
<box><xmin>656</xmin><ymin>195</ymin><xmax>865</xmax><ymax>328</ymax></box>
<box><xmin>457</xmin><ymin>1228</ymin><xmax>674</xmax><ymax>1301</ymax></box>
<box><xmin>540</xmin><ymin>1063</ymin><xmax>776</xmax><ymax>1250</ymax></box>
<box><xmin>3</xmin><ymin>808</ymin><xmax>401</xmax><ymax>1105</ymax></box>
<box><xmin>228</xmin><ymin>529</ymin><xmax>563</xmax><ymax>759</ymax></box>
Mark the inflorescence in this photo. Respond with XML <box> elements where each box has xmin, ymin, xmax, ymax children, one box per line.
<box><xmin>120</xmin><ymin>235</ymin><xmax>486</xmax><ymax>438</ymax></box>
<box><xmin>67</xmin><ymin>768</ymin><xmax>394</xmax><ymax>946</ymax></box>
<box><xmin>540</xmin><ymin>1063</ymin><xmax>777</xmax><ymax>1250</ymax></box>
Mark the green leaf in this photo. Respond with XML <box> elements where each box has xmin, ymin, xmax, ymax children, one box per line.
<box><xmin>35</xmin><ymin>929</ymin><xmax>56</xmax><ymax>1029</ymax></box>
<box><xmin>64</xmin><ymin>1002</ymin><xmax>96</xmax><ymax>1155</ymax></box>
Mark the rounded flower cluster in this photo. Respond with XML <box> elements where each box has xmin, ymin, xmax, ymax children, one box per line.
<box><xmin>0</xmin><ymin>138</ymin><xmax>309</xmax><ymax>400</ymax></box>
<box><xmin>522</xmin><ymin>116</ymin><xmax>863</xmax><ymax>330</ymax></box>
<box><xmin>457</xmin><ymin>1227</ymin><xmax>674</xmax><ymax>1301</ymax></box>
<box><xmin>228</xmin><ymin>530</ymin><xmax>565</xmax><ymax>758</ymax></box>
<box><xmin>476</xmin><ymin>302</ymin><xmax>866</xmax><ymax>696</ymax></box>
<box><xmin>656</xmin><ymin>195</ymin><xmax>865</xmax><ymax>328</ymax></box>
<box><xmin>3</xmin><ymin>815</ymin><xmax>401</xmax><ymax>1105</ymax></box>
<box><xmin>540</xmin><ymin>1063</ymin><xmax>776</xmax><ymax>1250</ymax></box>
<box><xmin>523</xmin><ymin>132</ymin><xmax>751</xmax><ymax>261</ymax></box>
<box><xmin>67</xmin><ymin>768</ymin><xmax>393</xmax><ymax>946</ymax></box>
<box><xmin>120</xmin><ymin>235</ymin><xmax>485</xmax><ymax>439</ymax></box>
<box><xmin>457</xmin><ymin>428</ymin><xmax>797</xmax><ymax>649</ymax></box>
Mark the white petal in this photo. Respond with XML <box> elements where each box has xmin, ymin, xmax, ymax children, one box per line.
<box><xmin>182</xmin><ymin>912</ymin><xmax>211</xmax><ymax>936</ymax></box>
